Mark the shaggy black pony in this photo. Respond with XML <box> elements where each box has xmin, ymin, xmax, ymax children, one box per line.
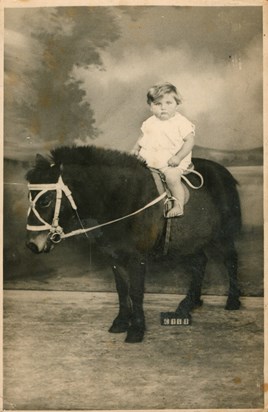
<box><xmin>26</xmin><ymin>145</ymin><xmax>241</xmax><ymax>343</ymax></box>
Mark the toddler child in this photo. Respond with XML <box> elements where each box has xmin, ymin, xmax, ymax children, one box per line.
<box><xmin>132</xmin><ymin>82</ymin><xmax>195</xmax><ymax>218</ymax></box>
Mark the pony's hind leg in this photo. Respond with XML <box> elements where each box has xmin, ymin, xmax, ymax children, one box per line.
<box><xmin>109</xmin><ymin>265</ymin><xmax>132</xmax><ymax>333</ymax></box>
<box><xmin>222</xmin><ymin>238</ymin><xmax>241</xmax><ymax>310</ymax></box>
<box><xmin>125</xmin><ymin>258</ymin><xmax>146</xmax><ymax>343</ymax></box>
<box><xmin>175</xmin><ymin>250</ymin><xmax>207</xmax><ymax>318</ymax></box>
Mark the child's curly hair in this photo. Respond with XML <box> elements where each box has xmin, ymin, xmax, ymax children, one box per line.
<box><xmin>147</xmin><ymin>82</ymin><xmax>182</xmax><ymax>105</ymax></box>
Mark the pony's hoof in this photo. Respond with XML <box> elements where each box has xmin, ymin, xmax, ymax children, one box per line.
<box><xmin>225</xmin><ymin>297</ymin><xmax>241</xmax><ymax>310</ymax></box>
<box><xmin>175</xmin><ymin>306</ymin><xmax>190</xmax><ymax>318</ymax></box>
<box><xmin>125</xmin><ymin>326</ymin><xmax>144</xmax><ymax>343</ymax></box>
<box><xmin>175</xmin><ymin>297</ymin><xmax>202</xmax><ymax>317</ymax></box>
<box><xmin>109</xmin><ymin>321</ymin><xmax>129</xmax><ymax>333</ymax></box>
<box><xmin>175</xmin><ymin>309</ymin><xmax>192</xmax><ymax>321</ymax></box>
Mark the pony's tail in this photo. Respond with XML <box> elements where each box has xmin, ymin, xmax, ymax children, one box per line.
<box><xmin>193</xmin><ymin>158</ymin><xmax>242</xmax><ymax>239</ymax></box>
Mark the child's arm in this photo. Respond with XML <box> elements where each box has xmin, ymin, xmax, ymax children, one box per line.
<box><xmin>168</xmin><ymin>133</ymin><xmax>195</xmax><ymax>167</ymax></box>
<box><xmin>131</xmin><ymin>136</ymin><xmax>147</xmax><ymax>164</ymax></box>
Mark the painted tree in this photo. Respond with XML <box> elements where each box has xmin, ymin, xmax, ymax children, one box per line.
<box><xmin>5</xmin><ymin>7</ymin><xmax>120</xmax><ymax>149</ymax></box>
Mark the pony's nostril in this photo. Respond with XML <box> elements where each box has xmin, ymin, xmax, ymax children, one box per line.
<box><xmin>26</xmin><ymin>241</ymin><xmax>41</xmax><ymax>254</ymax></box>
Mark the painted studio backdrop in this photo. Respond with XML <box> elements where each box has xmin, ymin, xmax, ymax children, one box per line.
<box><xmin>4</xmin><ymin>6</ymin><xmax>263</xmax><ymax>292</ymax></box>
<box><xmin>3</xmin><ymin>6</ymin><xmax>264</xmax><ymax>410</ymax></box>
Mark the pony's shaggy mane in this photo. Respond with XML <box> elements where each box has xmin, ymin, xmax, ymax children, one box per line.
<box><xmin>50</xmin><ymin>145</ymin><xmax>141</xmax><ymax>168</ymax></box>
<box><xmin>26</xmin><ymin>145</ymin><xmax>144</xmax><ymax>183</ymax></box>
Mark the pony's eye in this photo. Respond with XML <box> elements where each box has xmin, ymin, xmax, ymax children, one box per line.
<box><xmin>38</xmin><ymin>194</ymin><xmax>53</xmax><ymax>208</ymax></box>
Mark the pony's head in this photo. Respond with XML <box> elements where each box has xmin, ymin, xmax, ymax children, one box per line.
<box><xmin>25</xmin><ymin>153</ymin><xmax>74</xmax><ymax>253</ymax></box>
<box><xmin>25</xmin><ymin>145</ymin><xmax>150</xmax><ymax>253</ymax></box>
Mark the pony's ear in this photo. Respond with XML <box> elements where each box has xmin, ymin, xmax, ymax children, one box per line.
<box><xmin>36</xmin><ymin>153</ymin><xmax>46</xmax><ymax>163</ymax></box>
<box><xmin>35</xmin><ymin>153</ymin><xmax>50</xmax><ymax>169</ymax></box>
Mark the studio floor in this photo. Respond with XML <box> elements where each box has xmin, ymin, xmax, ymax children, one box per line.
<box><xmin>3</xmin><ymin>290</ymin><xmax>264</xmax><ymax>410</ymax></box>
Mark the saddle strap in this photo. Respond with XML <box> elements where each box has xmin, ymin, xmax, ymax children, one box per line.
<box><xmin>163</xmin><ymin>219</ymin><xmax>172</xmax><ymax>256</ymax></box>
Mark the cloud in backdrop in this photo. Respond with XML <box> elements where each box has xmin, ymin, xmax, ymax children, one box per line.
<box><xmin>73</xmin><ymin>6</ymin><xmax>263</xmax><ymax>152</ymax></box>
<box><xmin>4</xmin><ymin>6</ymin><xmax>263</xmax><ymax>160</ymax></box>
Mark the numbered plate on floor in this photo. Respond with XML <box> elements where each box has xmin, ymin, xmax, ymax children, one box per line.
<box><xmin>160</xmin><ymin>312</ymin><xmax>191</xmax><ymax>326</ymax></box>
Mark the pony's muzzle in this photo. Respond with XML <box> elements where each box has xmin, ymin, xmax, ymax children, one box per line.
<box><xmin>26</xmin><ymin>240</ymin><xmax>41</xmax><ymax>254</ymax></box>
<box><xmin>26</xmin><ymin>232</ymin><xmax>53</xmax><ymax>253</ymax></box>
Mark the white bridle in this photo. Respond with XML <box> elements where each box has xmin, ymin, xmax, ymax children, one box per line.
<box><xmin>27</xmin><ymin>175</ymin><xmax>78</xmax><ymax>243</ymax></box>
<box><xmin>27</xmin><ymin>175</ymin><xmax>167</xmax><ymax>244</ymax></box>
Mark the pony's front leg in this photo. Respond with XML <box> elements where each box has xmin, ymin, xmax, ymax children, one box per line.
<box><xmin>125</xmin><ymin>258</ymin><xmax>146</xmax><ymax>343</ymax></box>
<box><xmin>109</xmin><ymin>265</ymin><xmax>132</xmax><ymax>333</ymax></box>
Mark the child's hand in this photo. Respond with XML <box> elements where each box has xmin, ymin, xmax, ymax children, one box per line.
<box><xmin>168</xmin><ymin>155</ymin><xmax>181</xmax><ymax>167</ymax></box>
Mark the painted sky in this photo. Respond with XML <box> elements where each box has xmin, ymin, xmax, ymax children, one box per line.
<box><xmin>4</xmin><ymin>6</ymin><xmax>263</xmax><ymax>160</ymax></box>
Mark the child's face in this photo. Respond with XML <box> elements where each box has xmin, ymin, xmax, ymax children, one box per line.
<box><xmin>150</xmin><ymin>93</ymin><xmax>178</xmax><ymax>121</ymax></box>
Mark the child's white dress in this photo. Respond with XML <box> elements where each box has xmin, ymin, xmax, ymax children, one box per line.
<box><xmin>139</xmin><ymin>112</ymin><xmax>195</xmax><ymax>170</ymax></box>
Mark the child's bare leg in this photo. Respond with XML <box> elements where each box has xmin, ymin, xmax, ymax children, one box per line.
<box><xmin>163</xmin><ymin>168</ymin><xmax>184</xmax><ymax>217</ymax></box>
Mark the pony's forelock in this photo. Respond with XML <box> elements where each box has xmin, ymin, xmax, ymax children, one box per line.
<box><xmin>26</xmin><ymin>153</ymin><xmax>60</xmax><ymax>183</ymax></box>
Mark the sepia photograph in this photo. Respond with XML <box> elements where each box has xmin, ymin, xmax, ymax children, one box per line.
<box><xmin>2</xmin><ymin>1</ymin><xmax>266</xmax><ymax>410</ymax></box>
